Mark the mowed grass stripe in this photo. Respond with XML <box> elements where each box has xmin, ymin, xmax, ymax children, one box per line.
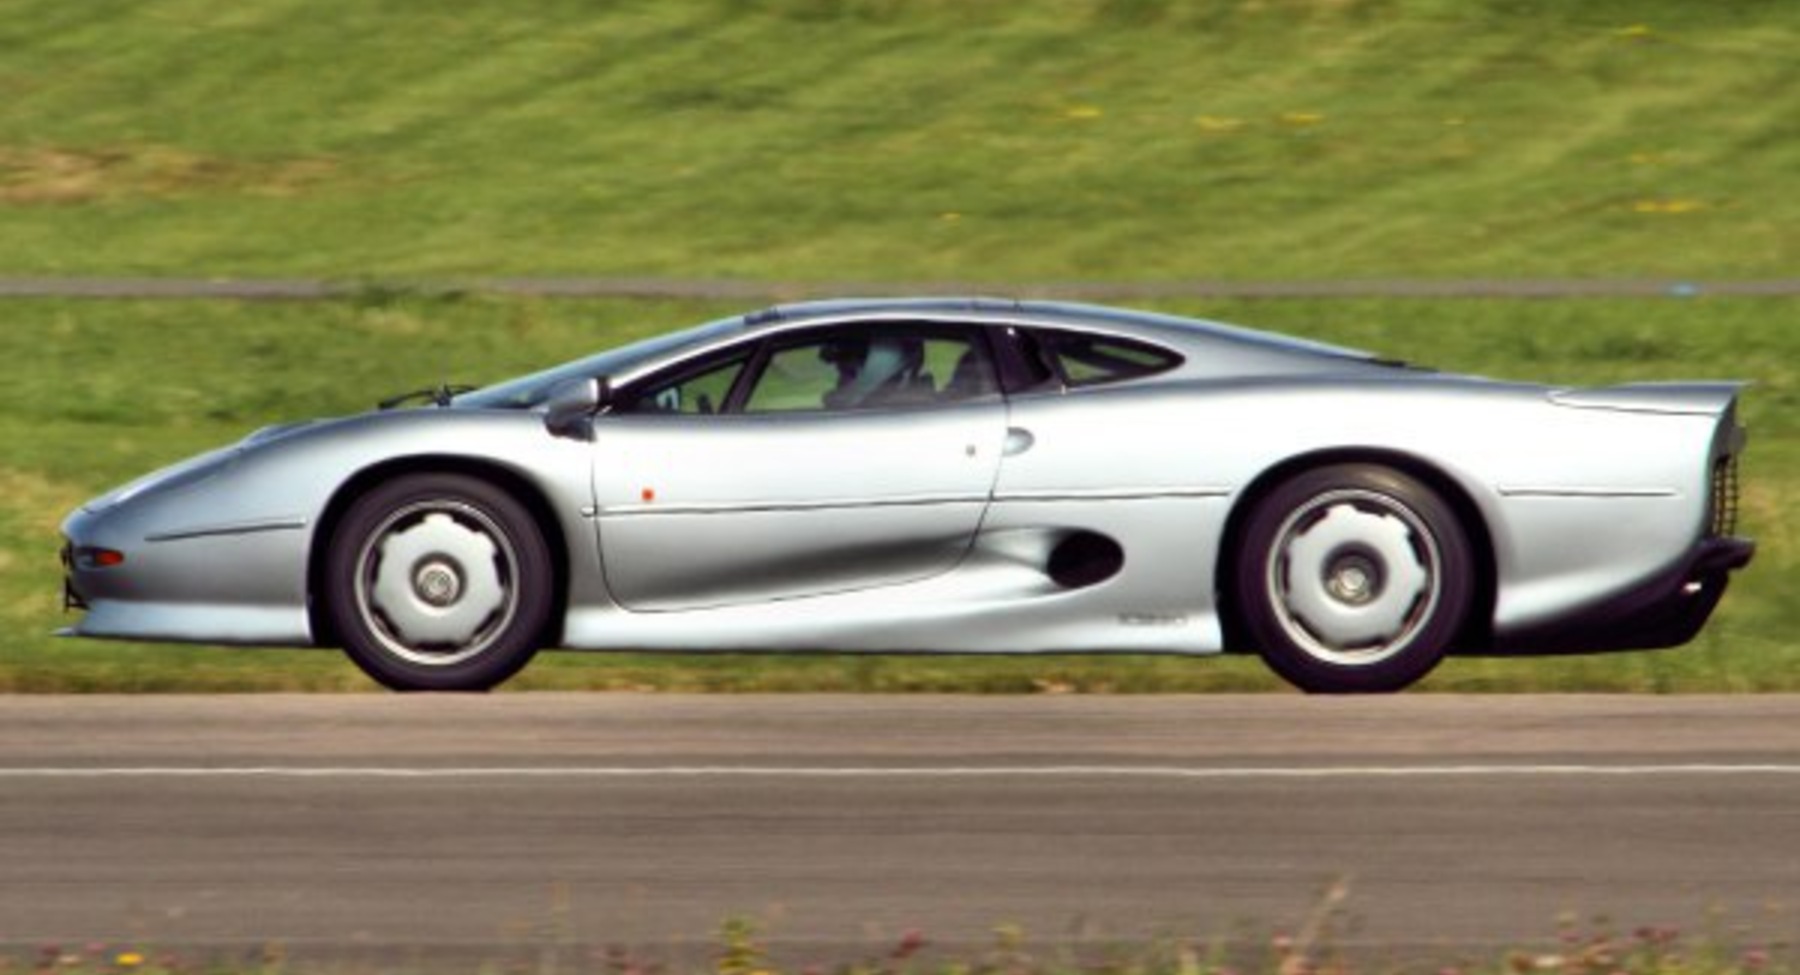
<box><xmin>0</xmin><ymin>1</ymin><xmax>1792</xmax><ymax>280</ymax></box>
<box><xmin>2</xmin><ymin>277</ymin><xmax>1800</xmax><ymax>299</ymax></box>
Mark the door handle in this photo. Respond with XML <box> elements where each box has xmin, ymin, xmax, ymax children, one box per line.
<box><xmin>1003</xmin><ymin>427</ymin><xmax>1035</xmax><ymax>457</ymax></box>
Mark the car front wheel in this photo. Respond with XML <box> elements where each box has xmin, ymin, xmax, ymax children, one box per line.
<box><xmin>1235</xmin><ymin>464</ymin><xmax>1474</xmax><ymax>693</ymax></box>
<box><xmin>325</xmin><ymin>473</ymin><xmax>552</xmax><ymax>691</ymax></box>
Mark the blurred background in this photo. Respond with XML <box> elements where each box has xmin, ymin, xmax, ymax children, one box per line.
<box><xmin>1</xmin><ymin>0</ymin><xmax>1793</xmax><ymax>691</ymax></box>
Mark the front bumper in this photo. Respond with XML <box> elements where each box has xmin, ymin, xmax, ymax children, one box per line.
<box><xmin>58</xmin><ymin>509</ymin><xmax>315</xmax><ymax>647</ymax></box>
<box><xmin>1486</xmin><ymin>536</ymin><xmax>1755</xmax><ymax>655</ymax></box>
<box><xmin>59</xmin><ymin>540</ymin><xmax>86</xmax><ymax>611</ymax></box>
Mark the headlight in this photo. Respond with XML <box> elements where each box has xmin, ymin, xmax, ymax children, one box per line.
<box><xmin>243</xmin><ymin>420</ymin><xmax>319</xmax><ymax>446</ymax></box>
<box><xmin>85</xmin><ymin>446</ymin><xmax>239</xmax><ymax>511</ymax></box>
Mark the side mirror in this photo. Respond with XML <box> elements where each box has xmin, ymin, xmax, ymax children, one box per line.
<box><xmin>543</xmin><ymin>377</ymin><xmax>609</xmax><ymax>441</ymax></box>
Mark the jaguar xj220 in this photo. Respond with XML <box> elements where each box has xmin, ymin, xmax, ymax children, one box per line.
<box><xmin>61</xmin><ymin>298</ymin><xmax>1754</xmax><ymax>692</ymax></box>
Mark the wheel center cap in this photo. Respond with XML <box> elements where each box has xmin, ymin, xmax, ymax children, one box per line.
<box><xmin>1325</xmin><ymin>556</ymin><xmax>1381</xmax><ymax>605</ymax></box>
<box><xmin>414</xmin><ymin>561</ymin><xmax>462</xmax><ymax>607</ymax></box>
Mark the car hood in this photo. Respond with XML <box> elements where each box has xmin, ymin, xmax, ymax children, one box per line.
<box><xmin>80</xmin><ymin>417</ymin><xmax>340</xmax><ymax>513</ymax></box>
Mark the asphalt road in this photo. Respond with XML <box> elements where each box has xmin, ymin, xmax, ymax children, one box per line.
<box><xmin>5</xmin><ymin>694</ymin><xmax>1800</xmax><ymax>964</ymax></box>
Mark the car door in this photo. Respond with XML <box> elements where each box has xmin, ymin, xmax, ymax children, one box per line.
<box><xmin>592</xmin><ymin>321</ymin><xmax>1008</xmax><ymax>612</ymax></box>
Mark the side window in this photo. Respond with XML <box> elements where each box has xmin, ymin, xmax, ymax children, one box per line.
<box><xmin>626</xmin><ymin>355</ymin><xmax>748</xmax><ymax>415</ymax></box>
<box><xmin>743</xmin><ymin>326</ymin><xmax>999</xmax><ymax>414</ymax></box>
<box><xmin>1030</xmin><ymin>329</ymin><xmax>1182</xmax><ymax>388</ymax></box>
<box><xmin>745</xmin><ymin>344</ymin><xmax>844</xmax><ymax>413</ymax></box>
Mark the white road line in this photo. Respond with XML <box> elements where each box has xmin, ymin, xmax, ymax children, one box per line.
<box><xmin>1</xmin><ymin>764</ymin><xmax>1799</xmax><ymax>779</ymax></box>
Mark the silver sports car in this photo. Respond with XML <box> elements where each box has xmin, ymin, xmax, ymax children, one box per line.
<box><xmin>60</xmin><ymin>298</ymin><xmax>1753</xmax><ymax>692</ymax></box>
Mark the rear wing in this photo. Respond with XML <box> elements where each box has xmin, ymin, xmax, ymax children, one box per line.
<box><xmin>1548</xmin><ymin>381</ymin><xmax>1747</xmax><ymax>416</ymax></box>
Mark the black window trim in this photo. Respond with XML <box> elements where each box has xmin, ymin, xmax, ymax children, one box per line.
<box><xmin>1003</xmin><ymin>325</ymin><xmax>1185</xmax><ymax>391</ymax></box>
<box><xmin>614</xmin><ymin>345</ymin><xmax>757</xmax><ymax>416</ymax></box>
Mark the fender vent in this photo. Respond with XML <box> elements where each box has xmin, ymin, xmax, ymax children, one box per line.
<box><xmin>1710</xmin><ymin>454</ymin><xmax>1740</xmax><ymax>537</ymax></box>
<box><xmin>1047</xmin><ymin>532</ymin><xmax>1125</xmax><ymax>589</ymax></box>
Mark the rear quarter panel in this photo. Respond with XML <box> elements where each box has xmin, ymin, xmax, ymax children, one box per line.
<box><xmin>997</xmin><ymin>374</ymin><xmax>1723</xmax><ymax>635</ymax></box>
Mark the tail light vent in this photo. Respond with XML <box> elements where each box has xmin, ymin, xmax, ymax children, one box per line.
<box><xmin>1710</xmin><ymin>453</ymin><xmax>1741</xmax><ymax>537</ymax></box>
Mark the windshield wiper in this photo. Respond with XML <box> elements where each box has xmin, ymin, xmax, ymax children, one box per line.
<box><xmin>378</xmin><ymin>384</ymin><xmax>476</xmax><ymax>410</ymax></box>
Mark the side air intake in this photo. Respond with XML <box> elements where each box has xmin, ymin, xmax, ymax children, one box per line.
<box><xmin>1047</xmin><ymin>532</ymin><xmax>1125</xmax><ymax>589</ymax></box>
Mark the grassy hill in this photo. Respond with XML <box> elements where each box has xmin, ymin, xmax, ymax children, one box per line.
<box><xmin>0</xmin><ymin>0</ymin><xmax>1795</xmax><ymax>691</ymax></box>
<box><xmin>0</xmin><ymin>0</ymin><xmax>1794</xmax><ymax>281</ymax></box>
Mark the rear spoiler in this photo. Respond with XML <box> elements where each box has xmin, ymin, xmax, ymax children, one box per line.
<box><xmin>1548</xmin><ymin>381</ymin><xmax>1747</xmax><ymax>417</ymax></box>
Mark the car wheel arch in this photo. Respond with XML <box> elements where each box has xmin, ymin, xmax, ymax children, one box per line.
<box><xmin>305</xmin><ymin>456</ymin><xmax>570</xmax><ymax>651</ymax></box>
<box><xmin>1214</xmin><ymin>448</ymin><xmax>1497</xmax><ymax>656</ymax></box>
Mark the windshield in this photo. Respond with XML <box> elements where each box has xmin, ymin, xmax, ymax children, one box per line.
<box><xmin>453</xmin><ymin>315</ymin><xmax>747</xmax><ymax>410</ymax></box>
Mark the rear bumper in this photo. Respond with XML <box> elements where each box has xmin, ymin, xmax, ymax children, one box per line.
<box><xmin>1484</xmin><ymin>536</ymin><xmax>1754</xmax><ymax>655</ymax></box>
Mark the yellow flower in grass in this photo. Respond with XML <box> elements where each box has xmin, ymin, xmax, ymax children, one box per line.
<box><xmin>1063</xmin><ymin>104</ymin><xmax>1103</xmax><ymax>120</ymax></box>
<box><xmin>115</xmin><ymin>953</ymin><xmax>144</xmax><ymax>969</ymax></box>
<box><xmin>1195</xmin><ymin>115</ymin><xmax>1245</xmax><ymax>132</ymax></box>
<box><xmin>1280</xmin><ymin>111</ymin><xmax>1325</xmax><ymax>126</ymax></box>
<box><xmin>1633</xmin><ymin>199</ymin><xmax>1706</xmax><ymax>214</ymax></box>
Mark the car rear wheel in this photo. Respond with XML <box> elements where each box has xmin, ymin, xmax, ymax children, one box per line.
<box><xmin>325</xmin><ymin>473</ymin><xmax>551</xmax><ymax>691</ymax></box>
<box><xmin>1235</xmin><ymin>464</ymin><xmax>1473</xmax><ymax>693</ymax></box>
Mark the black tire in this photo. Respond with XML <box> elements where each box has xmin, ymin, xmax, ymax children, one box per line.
<box><xmin>325</xmin><ymin>473</ymin><xmax>552</xmax><ymax>691</ymax></box>
<box><xmin>1235</xmin><ymin>464</ymin><xmax>1474</xmax><ymax>693</ymax></box>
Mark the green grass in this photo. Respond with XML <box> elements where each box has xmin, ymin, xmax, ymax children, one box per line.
<box><xmin>0</xmin><ymin>295</ymin><xmax>1793</xmax><ymax>693</ymax></box>
<box><xmin>2</xmin><ymin>0</ymin><xmax>1795</xmax><ymax>690</ymax></box>
<box><xmin>0</xmin><ymin>0</ymin><xmax>1793</xmax><ymax>281</ymax></box>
